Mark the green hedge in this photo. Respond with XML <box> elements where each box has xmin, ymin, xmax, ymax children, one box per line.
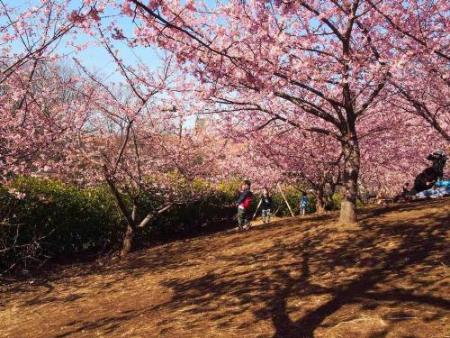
<box><xmin>0</xmin><ymin>177</ymin><xmax>124</xmax><ymax>272</ymax></box>
<box><xmin>330</xmin><ymin>192</ymin><xmax>365</xmax><ymax>210</ymax></box>
<box><xmin>1</xmin><ymin>177</ymin><xmax>347</xmax><ymax>274</ymax></box>
<box><xmin>0</xmin><ymin>177</ymin><xmax>240</xmax><ymax>273</ymax></box>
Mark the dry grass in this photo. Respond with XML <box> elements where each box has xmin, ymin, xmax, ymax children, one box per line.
<box><xmin>1</xmin><ymin>198</ymin><xmax>449</xmax><ymax>338</ymax></box>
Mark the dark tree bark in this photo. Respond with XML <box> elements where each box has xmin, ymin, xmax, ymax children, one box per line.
<box><xmin>339</xmin><ymin>133</ymin><xmax>360</xmax><ymax>225</ymax></box>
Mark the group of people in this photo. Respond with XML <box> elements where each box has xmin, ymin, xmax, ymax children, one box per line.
<box><xmin>395</xmin><ymin>149</ymin><xmax>449</xmax><ymax>202</ymax></box>
<box><xmin>235</xmin><ymin>180</ymin><xmax>309</xmax><ymax>231</ymax></box>
<box><xmin>235</xmin><ymin>150</ymin><xmax>448</xmax><ymax>230</ymax></box>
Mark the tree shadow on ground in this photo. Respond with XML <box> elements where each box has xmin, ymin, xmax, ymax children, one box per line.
<box><xmin>2</xmin><ymin>199</ymin><xmax>449</xmax><ymax>338</ymax></box>
<box><xmin>158</xmin><ymin>200</ymin><xmax>450</xmax><ymax>337</ymax></box>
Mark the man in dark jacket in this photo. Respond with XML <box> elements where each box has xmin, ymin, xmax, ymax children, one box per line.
<box><xmin>236</xmin><ymin>180</ymin><xmax>253</xmax><ymax>230</ymax></box>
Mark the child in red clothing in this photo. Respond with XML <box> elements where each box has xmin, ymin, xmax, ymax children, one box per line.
<box><xmin>236</xmin><ymin>180</ymin><xmax>253</xmax><ymax>230</ymax></box>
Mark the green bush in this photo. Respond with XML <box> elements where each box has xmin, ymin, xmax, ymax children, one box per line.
<box><xmin>216</xmin><ymin>179</ymin><xmax>242</xmax><ymax>204</ymax></box>
<box><xmin>135</xmin><ymin>177</ymin><xmax>238</xmax><ymax>240</ymax></box>
<box><xmin>1</xmin><ymin>177</ymin><xmax>336</xmax><ymax>274</ymax></box>
<box><xmin>329</xmin><ymin>192</ymin><xmax>364</xmax><ymax>210</ymax></box>
<box><xmin>0</xmin><ymin>177</ymin><xmax>240</xmax><ymax>272</ymax></box>
<box><xmin>0</xmin><ymin>177</ymin><xmax>123</xmax><ymax>272</ymax></box>
<box><xmin>143</xmin><ymin>192</ymin><xmax>235</xmax><ymax>240</ymax></box>
<box><xmin>331</xmin><ymin>192</ymin><xmax>342</xmax><ymax>210</ymax></box>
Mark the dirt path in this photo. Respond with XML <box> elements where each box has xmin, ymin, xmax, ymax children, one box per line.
<box><xmin>1</xmin><ymin>199</ymin><xmax>449</xmax><ymax>338</ymax></box>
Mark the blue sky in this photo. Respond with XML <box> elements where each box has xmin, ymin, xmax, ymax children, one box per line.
<box><xmin>2</xmin><ymin>0</ymin><xmax>228</xmax><ymax>83</ymax></box>
<box><xmin>2</xmin><ymin>0</ymin><xmax>203</xmax><ymax>128</ymax></box>
<box><xmin>2</xmin><ymin>0</ymin><xmax>164</xmax><ymax>81</ymax></box>
<box><xmin>70</xmin><ymin>8</ymin><xmax>164</xmax><ymax>81</ymax></box>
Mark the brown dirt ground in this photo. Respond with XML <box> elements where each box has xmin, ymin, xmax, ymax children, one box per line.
<box><xmin>1</xmin><ymin>199</ymin><xmax>449</xmax><ymax>338</ymax></box>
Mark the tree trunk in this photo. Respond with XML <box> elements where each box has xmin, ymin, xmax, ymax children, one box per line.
<box><xmin>120</xmin><ymin>223</ymin><xmax>135</xmax><ymax>257</ymax></box>
<box><xmin>104</xmin><ymin>174</ymin><xmax>137</xmax><ymax>257</ymax></box>
<box><xmin>339</xmin><ymin>135</ymin><xmax>360</xmax><ymax>225</ymax></box>
<box><xmin>315</xmin><ymin>189</ymin><xmax>326</xmax><ymax>214</ymax></box>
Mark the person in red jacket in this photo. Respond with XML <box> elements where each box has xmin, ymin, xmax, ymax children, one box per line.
<box><xmin>236</xmin><ymin>180</ymin><xmax>253</xmax><ymax>230</ymax></box>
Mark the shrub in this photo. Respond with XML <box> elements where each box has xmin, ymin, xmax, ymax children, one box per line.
<box><xmin>328</xmin><ymin>192</ymin><xmax>364</xmax><ymax>210</ymax></box>
<box><xmin>0</xmin><ymin>177</ymin><xmax>240</xmax><ymax>273</ymax></box>
<box><xmin>0</xmin><ymin>177</ymin><xmax>123</xmax><ymax>273</ymax></box>
<box><xmin>1</xmin><ymin>177</ymin><xmax>330</xmax><ymax>274</ymax></box>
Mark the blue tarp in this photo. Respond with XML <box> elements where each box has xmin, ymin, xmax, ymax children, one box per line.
<box><xmin>435</xmin><ymin>180</ymin><xmax>450</xmax><ymax>188</ymax></box>
<box><xmin>414</xmin><ymin>184</ymin><xmax>450</xmax><ymax>200</ymax></box>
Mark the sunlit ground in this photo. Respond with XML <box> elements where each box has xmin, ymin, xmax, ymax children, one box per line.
<box><xmin>1</xmin><ymin>198</ymin><xmax>449</xmax><ymax>338</ymax></box>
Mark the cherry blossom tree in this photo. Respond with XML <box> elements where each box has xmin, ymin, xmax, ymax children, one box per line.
<box><xmin>214</xmin><ymin>94</ymin><xmax>447</xmax><ymax>211</ymax></box>
<box><xmin>1</xmin><ymin>1</ymin><xmax>222</xmax><ymax>255</ymax></box>
<box><xmin>0</xmin><ymin>0</ymin><xmax>91</xmax><ymax>178</ymax></box>
<box><xmin>80</xmin><ymin>0</ymin><xmax>399</xmax><ymax>224</ymax></box>
<box><xmin>58</xmin><ymin>45</ymin><xmax>222</xmax><ymax>255</ymax></box>
<box><xmin>2</xmin><ymin>0</ymin><xmax>447</xmax><ymax>241</ymax></box>
<box><xmin>359</xmin><ymin>107</ymin><xmax>449</xmax><ymax>197</ymax></box>
<box><xmin>370</xmin><ymin>0</ymin><xmax>450</xmax><ymax>141</ymax></box>
<box><xmin>218</xmin><ymin>117</ymin><xmax>342</xmax><ymax>213</ymax></box>
<box><xmin>73</xmin><ymin>0</ymin><xmax>450</xmax><ymax>226</ymax></box>
<box><xmin>0</xmin><ymin>61</ymin><xmax>90</xmax><ymax>179</ymax></box>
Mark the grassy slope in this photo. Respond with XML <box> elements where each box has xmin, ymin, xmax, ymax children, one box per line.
<box><xmin>1</xmin><ymin>198</ymin><xmax>449</xmax><ymax>338</ymax></box>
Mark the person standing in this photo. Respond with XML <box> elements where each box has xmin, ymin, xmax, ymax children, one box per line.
<box><xmin>236</xmin><ymin>180</ymin><xmax>253</xmax><ymax>230</ymax></box>
<box><xmin>260</xmin><ymin>188</ymin><xmax>273</xmax><ymax>223</ymax></box>
<box><xmin>299</xmin><ymin>192</ymin><xmax>309</xmax><ymax>216</ymax></box>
